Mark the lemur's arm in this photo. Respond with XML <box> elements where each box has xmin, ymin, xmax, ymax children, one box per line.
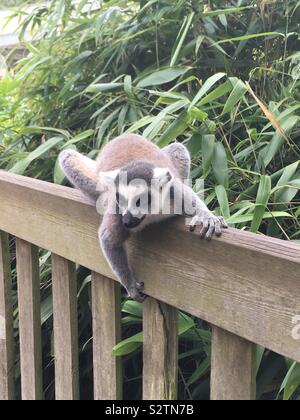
<box><xmin>99</xmin><ymin>212</ymin><xmax>145</xmax><ymax>302</ymax></box>
<box><xmin>59</xmin><ymin>150</ymin><xmax>99</xmax><ymax>200</ymax></box>
<box><xmin>175</xmin><ymin>180</ymin><xmax>228</xmax><ymax>240</ymax></box>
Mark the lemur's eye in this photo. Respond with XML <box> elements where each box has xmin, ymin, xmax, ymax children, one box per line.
<box><xmin>136</xmin><ymin>198</ymin><xmax>141</xmax><ymax>207</ymax></box>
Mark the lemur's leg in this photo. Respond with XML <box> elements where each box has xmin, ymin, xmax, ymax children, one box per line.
<box><xmin>59</xmin><ymin>150</ymin><xmax>99</xmax><ymax>200</ymax></box>
<box><xmin>162</xmin><ymin>143</ymin><xmax>191</xmax><ymax>181</ymax></box>
<box><xmin>99</xmin><ymin>212</ymin><xmax>145</xmax><ymax>302</ymax></box>
<box><xmin>177</xmin><ymin>180</ymin><xmax>227</xmax><ymax>240</ymax></box>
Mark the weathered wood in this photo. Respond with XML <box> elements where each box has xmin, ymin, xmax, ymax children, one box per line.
<box><xmin>0</xmin><ymin>232</ymin><xmax>14</xmax><ymax>400</ymax></box>
<box><xmin>92</xmin><ymin>272</ymin><xmax>122</xmax><ymax>400</ymax></box>
<box><xmin>211</xmin><ymin>326</ymin><xmax>256</xmax><ymax>400</ymax></box>
<box><xmin>52</xmin><ymin>254</ymin><xmax>79</xmax><ymax>400</ymax></box>
<box><xmin>16</xmin><ymin>238</ymin><xmax>43</xmax><ymax>400</ymax></box>
<box><xmin>143</xmin><ymin>298</ymin><xmax>178</xmax><ymax>400</ymax></box>
<box><xmin>0</xmin><ymin>171</ymin><xmax>300</xmax><ymax>363</ymax></box>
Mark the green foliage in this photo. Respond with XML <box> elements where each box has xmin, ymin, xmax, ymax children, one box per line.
<box><xmin>1</xmin><ymin>0</ymin><xmax>300</xmax><ymax>400</ymax></box>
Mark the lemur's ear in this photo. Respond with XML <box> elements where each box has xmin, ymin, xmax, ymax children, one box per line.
<box><xmin>59</xmin><ymin>150</ymin><xmax>98</xmax><ymax>200</ymax></box>
<box><xmin>153</xmin><ymin>167</ymin><xmax>173</xmax><ymax>185</ymax></box>
<box><xmin>99</xmin><ymin>169</ymin><xmax>120</xmax><ymax>186</ymax></box>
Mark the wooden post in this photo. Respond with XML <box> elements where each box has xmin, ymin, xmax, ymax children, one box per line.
<box><xmin>143</xmin><ymin>298</ymin><xmax>178</xmax><ymax>400</ymax></box>
<box><xmin>0</xmin><ymin>232</ymin><xmax>14</xmax><ymax>400</ymax></box>
<box><xmin>211</xmin><ymin>326</ymin><xmax>256</xmax><ymax>400</ymax></box>
<box><xmin>92</xmin><ymin>273</ymin><xmax>122</xmax><ymax>400</ymax></box>
<box><xmin>52</xmin><ymin>254</ymin><xmax>79</xmax><ymax>400</ymax></box>
<box><xmin>16</xmin><ymin>238</ymin><xmax>43</xmax><ymax>400</ymax></box>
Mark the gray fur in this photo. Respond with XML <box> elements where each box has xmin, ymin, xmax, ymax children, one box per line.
<box><xmin>59</xmin><ymin>150</ymin><xmax>98</xmax><ymax>200</ymax></box>
<box><xmin>59</xmin><ymin>136</ymin><xmax>227</xmax><ymax>302</ymax></box>
<box><xmin>163</xmin><ymin>142</ymin><xmax>191</xmax><ymax>180</ymax></box>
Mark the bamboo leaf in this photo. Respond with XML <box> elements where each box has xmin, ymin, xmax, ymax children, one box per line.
<box><xmin>202</xmin><ymin>134</ymin><xmax>215</xmax><ymax>175</ymax></box>
<box><xmin>212</xmin><ymin>142</ymin><xmax>229</xmax><ymax>188</ymax></box>
<box><xmin>262</xmin><ymin>115</ymin><xmax>299</xmax><ymax>168</ymax></box>
<box><xmin>136</xmin><ymin>67</ymin><xmax>190</xmax><ymax>88</ymax></box>
<box><xmin>228</xmin><ymin>211</ymin><xmax>292</xmax><ymax>225</ymax></box>
<box><xmin>215</xmin><ymin>185</ymin><xmax>230</xmax><ymax>219</ymax></box>
<box><xmin>189</xmin><ymin>73</ymin><xmax>226</xmax><ymax>110</ymax></box>
<box><xmin>250</xmin><ymin>176</ymin><xmax>271</xmax><ymax>232</ymax></box>
<box><xmin>10</xmin><ymin>137</ymin><xmax>64</xmax><ymax>175</ymax></box>
<box><xmin>170</xmin><ymin>12</ymin><xmax>195</xmax><ymax>67</ymax></box>
<box><xmin>222</xmin><ymin>79</ymin><xmax>247</xmax><ymax>114</ymax></box>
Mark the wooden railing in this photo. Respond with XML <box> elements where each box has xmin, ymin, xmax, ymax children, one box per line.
<box><xmin>0</xmin><ymin>170</ymin><xmax>300</xmax><ymax>400</ymax></box>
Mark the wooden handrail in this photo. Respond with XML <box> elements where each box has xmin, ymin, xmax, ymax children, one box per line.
<box><xmin>0</xmin><ymin>169</ymin><xmax>300</xmax><ymax>370</ymax></box>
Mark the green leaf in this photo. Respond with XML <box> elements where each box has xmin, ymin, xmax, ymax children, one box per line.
<box><xmin>187</xmin><ymin>355</ymin><xmax>210</xmax><ymax>386</ymax></box>
<box><xmin>216</xmin><ymin>31</ymin><xmax>285</xmax><ymax>45</ymax></box>
<box><xmin>189</xmin><ymin>73</ymin><xmax>226</xmax><ymax>110</ymax></box>
<box><xmin>280</xmin><ymin>362</ymin><xmax>300</xmax><ymax>400</ymax></box>
<box><xmin>256</xmin><ymin>346</ymin><xmax>265</xmax><ymax>375</ymax></box>
<box><xmin>212</xmin><ymin>142</ymin><xmax>229</xmax><ymax>188</ymax></box>
<box><xmin>112</xmin><ymin>332</ymin><xmax>143</xmax><ymax>356</ymax></box>
<box><xmin>202</xmin><ymin>134</ymin><xmax>215</xmax><ymax>176</ymax></box>
<box><xmin>21</xmin><ymin>126</ymin><xmax>70</xmax><ymax>139</ymax></box>
<box><xmin>215</xmin><ymin>185</ymin><xmax>230</xmax><ymax>219</ymax></box>
<box><xmin>122</xmin><ymin>300</ymin><xmax>143</xmax><ymax>318</ymax></box>
<box><xmin>222</xmin><ymin>79</ymin><xmax>247</xmax><ymax>114</ymax></box>
<box><xmin>136</xmin><ymin>67</ymin><xmax>190</xmax><ymax>88</ymax></box>
<box><xmin>170</xmin><ymin>12</ymin><xmax>195</xmax><ymax>67</ymax></box>
<box><xmin>250</xmin><ymin>175</ymin><xmax>271</xmax><ymax>232</ymax></box>
<box><xmin>178</xmin><ymin>312</ymin><xmax>195</xmax><ymax>335</ymax></box>
<box><xmin>10</xmin><ymin>137</ymin><xmax>64</xmax><ymax>175</ymax></box>
<box><xmin>273</xmin><ymin>161</ymin><xmax>300</xmax><ymax>203</ymax></box>
<box><xmin>54</xmin><ymin>156</ymin><xmax>66</xmax><ymax>185</ymax></box>
<box><xmin>126</xmin><ymin>116</ymin><xmax>156</xmax><ymax>133</ymax></box>
<box><xmin>188</xmin><ymin>107</ymin><xmax>208</xmax><ymax>122</ymax></box>
<box><xmin>261</xmin><ymin>115</ymin><xmax>299</xmax><ymax>168</ymax></box>
<box><xmin>112</xmin><ymin>311</ymin><xmax>194</xmax><ymax>357</ymax></box>
<box><xmin>62</xmin><ymin>130</ymin><xmax>94</xmax><ymax>148</ymax></box>
<box><xmin>144</xmin><ymin>99</ymin><xmax>187</xmax><ymax>140</ymax></box>
<box><xmin>196</xmin><ymin>80</ymin><xmax>232</xmax><ymax>107</ymax></box>
<box><xmin>203</xmin><ymin>5</ymin><xmax>255</xmax><ymax>17</ymax></box>
<box><xmin>156</xmin><ymin>112</ymin><xmax>189</xmax><ymax>147</ymax></box>
<box><xmin>86</xmin><ymin>82</ymin><xmax>123</xmax><ymax>93</ymax></box>
<box><xmin>228</xmin><ymin>211</ymin><xmax>292</xmax><ymax>225</ymax></box>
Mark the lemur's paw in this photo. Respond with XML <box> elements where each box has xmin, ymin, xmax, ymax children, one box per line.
<box><xmin>189</xmin><ymin>214</ymin><xmax>228</xmax><ymax>240</ymax></box>
<box><xmin>127</xmin><ymin>283</ymin><xmax>146</xmax><ymax>302</ymax></box>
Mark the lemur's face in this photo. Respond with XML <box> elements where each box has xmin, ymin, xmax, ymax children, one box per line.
<box><xmin>100</xmin><ymin>162</ymin><xmax>173</xmax><ymax>230</ymax></box>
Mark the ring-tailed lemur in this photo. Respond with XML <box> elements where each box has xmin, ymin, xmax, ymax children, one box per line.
<box><xmin>59</xmin><ymin>134</ymin><xmax>227</xmax><ymax>301</ymax></box>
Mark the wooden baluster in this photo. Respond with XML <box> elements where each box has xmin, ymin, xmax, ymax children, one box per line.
<box><xmin>143</xmin><ymin>298</ymin><xmax>178</xmax><ymax>400</ymax></box>
<box><xmin>92</xmin><ymin>273</ymin><xmax>122</xmax><ymax>400</ymax></box>
<box><xmin>211</xmin><ymin>326</ymin><xmax>256</xmax><ymax>400</ymax></box>
<box><xmin>0</xmin><ymin>232</ymin><xmax>14</xmax><ymax>400</ymax></box>
<box><xmin>16</xmin><ymin>238</ymin><xmax>43</xmax><ymax>400</ymax></box>
<box><xmin>52</xmin><ymin>254</ymin><xmax>79</xmax><ymax>400</ymax></box>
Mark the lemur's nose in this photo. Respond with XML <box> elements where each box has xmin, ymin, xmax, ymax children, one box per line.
<box><xmin>122</xmin><ymin>211</ymin><xmax>143</xmax><ymax>229</ymax></box>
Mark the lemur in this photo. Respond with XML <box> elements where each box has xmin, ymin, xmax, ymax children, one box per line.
<box><xmin>59</xmin><ymin>134</ymin><xmax>227</xmax><ymax>302</ymax></box>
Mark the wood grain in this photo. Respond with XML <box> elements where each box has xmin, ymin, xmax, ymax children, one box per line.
<box><xmin>92</xmin><ymin>272</ymin><xmax>122</xmax><ymax>400</ymax></box>
<box><xmin>211</xmin><ymin>326</ymin><xmax>256</xmax><ymax>400</ymax></box>
<box><xmin>16</xmin><ymin>238</ymin><xmax>43</xmax><ymax>400</ymax></box>
<box><xmin>0</xmin><ymin>232</ymin><xmax>14</xmax><ymax>400</ymax></box>
<box><xmin>1</xmin><ymin>171</ymin><xmax>300</xmax><ymax>363</ymax></box>
<box><xmin>143</xmin><ymin>298</ymin><xmax>178</xmax><ymax>400</ymax></box>
<box><xmin>52</xmin><ymin>254</ymin><xmax>79</xmax><ymax>400</ymax></box>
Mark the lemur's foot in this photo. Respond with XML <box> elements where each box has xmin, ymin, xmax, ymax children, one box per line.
<box><xmin>127</xmin><ymin>282</ymin><xmax>146</xmax><ymax>302</ymax></box>
<box><xmin>189</xmin><ymin>214</ymin><xmax>228</xmax><ymax>240</ymax></box>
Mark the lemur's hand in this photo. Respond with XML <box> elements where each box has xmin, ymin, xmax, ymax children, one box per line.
<box><xmin>127</xmin><ymin>282</ymin><xmax>146</xmax><ymax>302</ymax></box>
<box><xmin>189</xmin><ymin>213</ymin><xmax>228</xmax><ymax>240</ymax></box>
